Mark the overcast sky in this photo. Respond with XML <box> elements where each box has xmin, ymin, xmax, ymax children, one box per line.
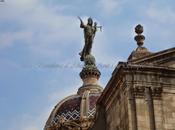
<box><xmin>0</xmin><ymin>0</ymin><xmax>175</xmax><ymax>130</ymax></box>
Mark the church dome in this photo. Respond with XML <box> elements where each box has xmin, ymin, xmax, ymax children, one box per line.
<box><xmin>44</xmin><ymin>56</ymin><xmax>103</xmax><ymax>130</ymax></box>
<box><xmin>45</xmin><ymin>93</ymin><xmax>101</xmax><ymax>129</ymax></box>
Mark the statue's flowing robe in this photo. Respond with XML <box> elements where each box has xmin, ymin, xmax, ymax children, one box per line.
<box><xmin>80</xmin><ymin>24</ymin><xmax>96</xmax><ymax>61</ymax></box>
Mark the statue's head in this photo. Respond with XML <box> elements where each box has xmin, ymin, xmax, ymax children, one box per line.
<box><xmin>87</xmin><ymin>17</ymin><xmax>93</xmax><ymax>26</ymax></box>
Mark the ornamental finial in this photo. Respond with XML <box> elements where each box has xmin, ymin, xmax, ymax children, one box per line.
<box><xmin>134</xmin><ymin>24</ymin><xmax>145</xmax><ymax>47</ymax></box>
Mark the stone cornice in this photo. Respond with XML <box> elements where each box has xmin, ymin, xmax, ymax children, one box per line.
<box><xmin>96</xmin><ymin>62</ymin><xmax>175</xmax><ymax>107</ymax></box>
<box><xmin>129</xmin><ymin>47</ymin><xmax>175</xmax><ymax>64</ymax></box>
<box><xmin>131</xmin><ymin>85</ymin><xmax>162</xmax><ymax>98</ymax></box>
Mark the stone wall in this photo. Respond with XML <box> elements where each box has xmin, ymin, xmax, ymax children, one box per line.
<box><xmin>162</xmin><ymin>88</ymin><xmax>175</xmax><ymax>130</ymax></box>
<box><xmin>126</xmin><ymin>67</ymin><xmax>175</xmax><ymax>130</ymax></box>
<box><xmin>105</xmin><ymin>83</ymin><xmax>129</xmax><ymax>130</ymax></box>
<box><xmin>135</xmin><ymin>98</ymin><xmax>149</xmax><ymax>130</ymax></box>
<box><xmin>90</xmin><ymin>62</ymin><xmax>175</xmax><ymax>130</ymax></box>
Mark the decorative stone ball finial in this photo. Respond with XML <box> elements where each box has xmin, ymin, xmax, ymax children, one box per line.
<box><xmin>84</xmin><ymin>54</ymin><xmax>96</xmax><ymax>66</ymax></box>
<box><xmin>134</xmin><ymin>24</ymin><xmax>145</xmax><ymax>47</ymax></box>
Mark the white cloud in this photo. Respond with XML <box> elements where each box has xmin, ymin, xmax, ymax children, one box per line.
<box><xmin>4</xmin><ymin>78</ymin><xmax>81</xmax><ymax>130</ymax></box>
<box><xmin>147</xmin><ymin>5</ymin><xmax>175</xmax><ymax>24</ymax></box>
<box><xmin>139</xmin><ymin>3</ymin><xmax>175</xmax><ymax>50</ymax></box>
<box><xmin>47</xmin><ymin>84</ymin><xmax>78</xmax><ymax>103</ymax></box>
<box><xmin>0</xmin><ymin>0</ymin><xmax>81</xmax><ymax>57</ymax></box>
<box><xmin>7</xmin><ymin>108</ymin><xmax>51</xmax><ymax>130</ymax></box>
<box><xmin>0</xmin><ymin>31</ymin><xmax>33</xmax><ymax>49</ymax></box>
<box><xmin>0</xmin><ymin>1</ymin><xmax>82</xmax><ymax>129</ymax></box>
<box><xmin>97</xmin><ymin>0</ymin><xmax>125</xmax><ymax>15</ymax></box>
<box><xmin>93</xmin><ymin>30</ymin><xmax>124</xmax><ymax>64</ymax></box>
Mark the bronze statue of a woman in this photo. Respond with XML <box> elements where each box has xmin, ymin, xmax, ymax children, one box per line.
<box><xmin>78</xmin><ymin>17</ymin><xmax>101</xmax><ymax>61</ymax></box>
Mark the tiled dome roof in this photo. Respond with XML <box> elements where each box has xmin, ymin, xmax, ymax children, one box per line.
<box><xmin>45</xmin><ymin>93</ymin><xmax>101</xmax><ymax>129</ymax></box>
<box><xmin>56</xmin><ymin>96</ymin><xmax>81</xmax><ymax>121</ymax></box>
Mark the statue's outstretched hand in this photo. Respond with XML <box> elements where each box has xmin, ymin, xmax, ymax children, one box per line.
<box><xmin>77</xmin><ymin>16</ymin><xmax>83</xmax><ymax>22</ymax></box>
<box><xmin>78</xmin><ymin>16</ymin><xmax>85</xmax><ymax>28</ymax></box>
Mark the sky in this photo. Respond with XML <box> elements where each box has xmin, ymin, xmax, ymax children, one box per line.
<box><xmin>0</xmin><ymin>0</ymin><xmax>175</xmax><ymax>130</ymax></box>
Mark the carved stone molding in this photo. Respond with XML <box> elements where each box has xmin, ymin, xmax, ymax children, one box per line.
<box><xmin>133</xmin><ymin>85</ymin><xmax>162</xmax><ymax>98</ymax></box>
